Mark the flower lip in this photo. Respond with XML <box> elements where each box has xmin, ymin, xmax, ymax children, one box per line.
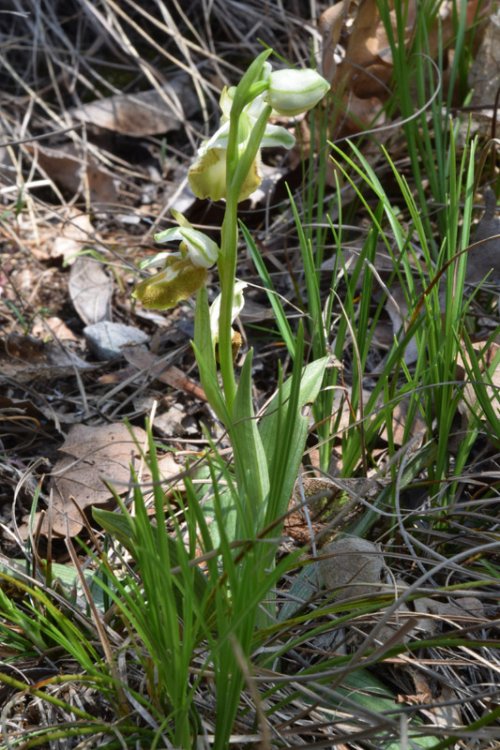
<box><xmin>133</xmin><ymin>257</ymin><xmax>208</xmax><ymax>310</ymax></box>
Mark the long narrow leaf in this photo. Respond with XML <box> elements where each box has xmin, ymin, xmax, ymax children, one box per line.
<box><xmin>241</xmin><ymin>220</ymin><xmax>296</xmax><ymax>358</ymax></box>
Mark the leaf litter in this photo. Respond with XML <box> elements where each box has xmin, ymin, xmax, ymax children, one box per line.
<box><xmin>0</xmin><ymin>1</ymin><xmax>499</xmax><ymax>748</ymax></box>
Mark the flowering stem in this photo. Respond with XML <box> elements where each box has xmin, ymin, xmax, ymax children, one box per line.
<box><xmin>218</xmin><ymin>96</ymin><xmax>272</xmax><ymax>413</ymax></box>
<box><xmin>218</xmin><ymin>195</ymin><xmax>238</xmax><ymax>410</ymax></box>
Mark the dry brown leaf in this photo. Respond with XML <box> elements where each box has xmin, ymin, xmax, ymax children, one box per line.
<box><xmin>45</xmin><ymin>423</ymin><xmax>147</xmax><ymax>537</ymax></box>
<box><xmin>319</xmin><ymin>536</ymin><xmax>385</xmax><ymax>600</ymax></box>
<box><xmin>69</xmin><ymin>256</ymin><xmax>113</xmax><ymax>325</ymax></box>
<box><xmin>397</xmin><ymin>671</ymin><xmax>433</xmax><ymax>705</ymax></box>
<box><xmin>37</xmin><ymin>423</ymin><xmax>184</xmax><ymax>537</ymax></box>
<box><xmin>338</xmin><ymin>92</ymin><xmax>387</xmax><ymax>134</ymax></box>
<box><xmin>339</xmin><ymin>0</ymin><xmax>399</xmax><ymax>99</ymax></box>
<box><xmin>69</xmin><ymin>76</ymin><xmax>199</xmax><ymax>137</ymax></box>
<box><xmin>419</xmin><ymin>685</ymin><xmax>463</xmax><ymax>730</ymax></box>
<box><xmin>319</xmin><ymin>0</ymin><xmax>484</xmax><ymax>140</ymax></box>
<box><xmin>153</xmin><ymin>403</ymin><xmax>186</xmax><ymax>437</ymax></box>
<box><xmin>0</xmin><ymin>333</ymin><xmax>94</xmax><ymax>384</ymax></box>
<box><xmin>321</xmin><ymin>0</ymin><xmax>416</xmax><ymax>101</ymax></box>
<box><xmin>31</xmin><ymin>316</ymin><xmax>79</xmax><ymax>343</ymax></box>
<box><xmin>319</xmin><ymin>0</ymin><xmax>350</xmax><ymax>83</ymax></box>
<box><xmin>413</xmin><ymin>595</ymin><xmax>485</xmax><ymax>636</ymax></box>
<box><xmin>380</xmin><ymin>397</ymin><xmax>427</xmax><ymax>447</ymax></box>
<box><xmin>24</xmin><ymin>142</ymin><xmax>117</xmax><ymax>205</ymax></box>
<box><xmin>51</xmin><ymin>211</ymin><xmax>95</xmax><ymax>264</ymax></box>
<box><xmin>122</xmin><ymin>344</ymin><xmax>207</xmax><ymax>402</ymax></box>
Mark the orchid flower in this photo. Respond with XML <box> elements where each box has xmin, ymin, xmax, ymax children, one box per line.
<box><xmin>188</xmin><ymin>64</ymin><xmax>329</xmax><ymax>203</ymax></box>
<box><xmin>133</xmin><ymin>257</ymin><xmax>208</xmax><ymax>310</ymax></box>
<box><xmin>133</xmin><ymin>214</ymin><xmax>219</xmax><ymax>310</ymax></box>
<box><xmin>209</xmin><ymin>280</ymin><xmax>248</xmax><ymax>361</ymax></box>
<box><xmin>210</xmin><ymin>280</ymin><xmax>247</xmax><ymax>343</ymax></box>
<box><xmin>188</xmin><ymin>85</ymin><xmax>295</xmax><ymax>203</ymax></box>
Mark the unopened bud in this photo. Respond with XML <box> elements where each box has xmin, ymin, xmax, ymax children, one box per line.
<box><xmin>266</xmin><ymin>68</ymin><xmax>329</xmax><ymax>117</ymax></box>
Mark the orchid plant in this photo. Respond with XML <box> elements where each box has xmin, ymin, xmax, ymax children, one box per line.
<box><xmin>134</xmin><ymin>50</ymin><xmax>329</xmax><ymax>541</ymax></box>
<box><xmin>97</xmin><ymin>49</ymin><xmax>331</xmax><ymax>749</ymax></box>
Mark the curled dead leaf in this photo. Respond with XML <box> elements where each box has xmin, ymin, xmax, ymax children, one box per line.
<box><xmin>30</xmin><ymin>423</ymin><xmax>182</xmax><ymax>538</ymax></box>
<box><xmin>69</xmin><ymin>256</ymin><xmax>113</xmax><ymax>325</ymax></box>
<box><xmin>0</xmin><ymin>333</ymin><xmax>94</xmax><ymax>384</ymax></box>
<box><xmin>319</xmin><ymin>536</ymin><xmax>385</xmax><ymax>601</ymax></box>
<box><xmin>69</xmin><ymin>76</ymin><xmax>199</xmax><ymax>137</ymax></box>
<box><xmin>24</xmin><ymin>142</ymin><xmax>118</xmax><ymax>206</ymax></box>
<box><xmin>319</xmin><ymin>0</ymin><xmax>350</xmax><ymax>83</ymax></box>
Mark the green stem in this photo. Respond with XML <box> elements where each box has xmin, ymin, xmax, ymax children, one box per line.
<box><xmin>218</xmin><ymin>195</ymin><xmax>238</xmax><ymax>411</ymax></box>
<box><xmin>212</xmin><ymin>51</ymin><xmax>272</xmax><ymax>416</ymax></box>
<box><xmin>217</xmin><ymin>102</ymin><xmax>272</xmax><ymax>414</ymax></box>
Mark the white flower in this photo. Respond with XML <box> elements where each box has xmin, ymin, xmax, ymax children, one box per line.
<box><xmin>134</xmin><ymin>215</ymin><xmax>219</xmax><ymax>310</ymax></box>
<box><xmin>152</xmin><ymin>226</ymin><xmax>219</xmax><ymax>268</ymax></box>
<box><xmin>210</xmin><ymin>280</ymin><xmax>248</xmax><ymax>342</ymax></box>
<box><xmin>265</xmin><ymin>68</ymin><xmax>330</xmax><ymax>117</ymax></box>
<box><xmin>188</xmin><ymin>87</ymin><xmax>295</xmax><ymax>203</ymax></box>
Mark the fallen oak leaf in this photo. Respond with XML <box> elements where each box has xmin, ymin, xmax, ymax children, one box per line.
<box><xmin>339</xmin><ymin>0</ymin><xmax>400</xmax><ymax>99</ymax></box>
<box><xmin>24</xmin><ymin>142</ymin><xmax>117</xmax><ymax>206</ymax></box>
<box><xmin>39</xmin><ymin>423</ymin><xmax>148</xmax><ymax>537</ymax></box>
<box><xmin>69</xmin><ymin>256</ymin><xmax>113</xmax><ymax>325</ymax></box>
<box><xmin>68</xmin><ymin>76</ymin><xmax>199</xmax><ymax>137</ymax></box>
<box><xmin>319</xmin><ymin>0</ymin><xmax>350</xmax><ymax>83</ymax></box>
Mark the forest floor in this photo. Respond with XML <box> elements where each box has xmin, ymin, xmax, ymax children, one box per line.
<box><xmin>0</xmin><ymin>2</ymin><xmax>499</xmax><ymax>748</ymax></box>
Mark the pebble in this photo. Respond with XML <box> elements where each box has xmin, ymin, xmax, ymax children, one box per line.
<box><xmin>84</xmin><ymin>321</ymin><xmax>149</xmax><ymax>360</ymax></box>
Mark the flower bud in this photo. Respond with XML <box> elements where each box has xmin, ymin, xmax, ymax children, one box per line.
<box><xmin>210</xmin><ymin>280</ymin><xmax>247</xmax><ymax>342</ymax></box>
<box><xmin>265</xmin><ymin>68</ymin><xmax>329</xmax><ymax>117</ymax></box>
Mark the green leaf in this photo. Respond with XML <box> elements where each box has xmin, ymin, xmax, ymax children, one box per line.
<box><xmin>241</xmin><ymin>220</ymin><xmax>296</xmax><ymax>358</ymax></box>
<box><xmin>93</xmin><ymin>506</ymin><xmax>209</xmax><ymax>607</ymax></box>
<box><xmin>327</xmin><ymin>670</ymin><xmax>441</xmax><ymax>749</ymax></box>
<box><xmin>229</xmin><ymin>49</ymin><xmax>272</xmax><ymax>120</ymax></box>
<box><xmin>259</xmin><ymin>338</ymin><xmax>328</xmax><ymax>523</ymax></box>
<box><xmin>231</xmin><ymin>349</ymin><xmax>270</xmax><ymax>536</ymax></box>
<box><xmin>287</xmin><ymin>185</ymin><xmax>325</xmax><ymax>359</ymax></box>
<box><xmin>278</xmin><ymin>561</ymin><xmax>320</xmax><ymax>621</ymax></box>
<box><xmin>193</xmin><ymin>286</ymin><xmax>230</xmax><ymax>426</ymax></box>
<box><xmin>92</xmin><ymin>506</ymin><xmax>136</xmax><ymax>553</ymax></box>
